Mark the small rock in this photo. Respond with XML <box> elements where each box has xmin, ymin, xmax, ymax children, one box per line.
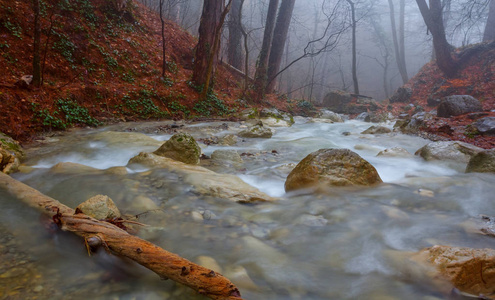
<box><xmin>153</xmin><ymin>133</ymin><xmax>201</xmax><ymax>165</ymax></box>
<box><xmin>361</xmin><ymin>126</ymin><xmax>392</xmax><ymax>134</ymax></box>
<box><xmin>238</xmin><ymin>125</ymin><xmax>273</xmax><ymax>138</ymax></box>
<box><xmin>196</xmin><ymin>256</ymin><xmax>223</xmax><ymax>274</ymax></box>
<box><xmin>76</xmin><ymin>195</ymin><xmax>121</xmax><ymax>220</ymax></box>
<box><xmin>376</xmin><ymin>147</ymin><xmax>413</xmax><ymax>158</ymax></box>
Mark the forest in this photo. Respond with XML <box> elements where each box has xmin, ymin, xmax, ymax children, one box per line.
<box><xmin>0</xmin><ymin>0</ymin><xmax>495</xmax><ymax>299</ymax></box>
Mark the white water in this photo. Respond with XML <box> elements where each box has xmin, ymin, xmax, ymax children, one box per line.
<box><xmin>3</xmin><ymin>119</ymin><xmax>494</xmax><ymax>300</ymax></box>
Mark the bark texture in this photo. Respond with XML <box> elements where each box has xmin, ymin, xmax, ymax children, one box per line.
<box><xmin>252</xmin><ymin>0</ymin><xmax>280</xmax><ymax>101</ymax></box>
<box><xmin>0</xmin><ymin>172</ymin><xmax>243</xmax><ymax>300</ymax></box>
<box><xmin>192</xmin><ymin>0</ymin><xmax>224</xmax><ymax>87</ymax></box>
<box><xmin>415</xmin><ymin>0</ymin><xmax>457</xmax><ymax>77</ymax></box>
<box><xmin>266</xmin><ymin>0</ymin><xmax>296</xmax><ymax>92</ymax></box>
<box><xmin>227</xmin><ymin>0</ymin><xmax>243</xmax><ymax>70</ymax></box>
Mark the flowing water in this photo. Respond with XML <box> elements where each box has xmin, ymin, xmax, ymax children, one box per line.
<box><xmin>1</xmin><ymin>118</ymin><xmax>494</xmax><ymax>300</ymax></box>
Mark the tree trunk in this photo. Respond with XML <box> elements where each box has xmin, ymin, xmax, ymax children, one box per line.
<box><xmin>0</xmin><ymin>172</ymin><xmax>243</xmax><ymax>300</ymax></box>
<box><xmin>252</xmin><ymin>0</ymin><xmax>280</xmax><ymax>101</ymax></box>
<box><xmin>415</xmin><ymin>0</ymin><xmax>457</xmax><ymax>77</ymax></box>
<box><xmin>227</xmin><ymin>0</ymin><xmax>243</xmax><ymax>70</ymax></box>
<box><xmin>388</xmin><ymin>0</ymin><xmax>408</xmax><ymax>84</ymax></box>
<box><xmin>32</xmin><ymin>0</ymin><xmax>41</xmax><ymax>87</ymax></box>
<box><xmin>483</xmin><ymin>0</ymin><xmax>495</xmax><ymax>42</ymax></box>
<box><xmin>398</xmin><ymin>0</ymin><xmax>408</xmax><ymax>82</ymax></box>
<box><xmin>266</xmin><ymin>0</ymin><xmax>296</xmax><ymax>93</ymax></box>
<box><xmin>160</xmin><ymin>0</ymin><xmax>167</xmax><ymax>77</ymax></box>
<box><xmin>200</xmin><ymin>0</ymin><xmax>233</xmax><ymax>100</ymax></box>
<box><xmin>347</xmin><ymin>0</ymin><xmax>359</xmax><ymax>95</ymax></box>
<box><xmin>192</xmin><ymin>0</ymin><xmax>224</xmax><ymax>88</ymax></box>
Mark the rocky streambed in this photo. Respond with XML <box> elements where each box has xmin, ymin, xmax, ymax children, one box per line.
<box><xmin>1</xmin><ymin>115</ymin><xmax>495</xmax><ymax>299</ymax></box>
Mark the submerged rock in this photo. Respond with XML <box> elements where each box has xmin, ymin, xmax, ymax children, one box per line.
<box><xmin>285</xmin><ymin>148</ymin><xmax>382</xmax><ymax>192</ymax></box>
<box><xmin>412</xmin><ymin>246</ymin><xmax>495</xmax><ymax>298</ymax></box>
<box><xmin>128</xmin><ymin>152</ymin><xmax>275</xmax><ymax>203</ymax></box>
<box><xmin>466</xmin><ymin>149</ymin><xmax>495</xmax><ymax>173</ymax></box>
<box><xmin>415</xmin><ymin>141</ymin><xmax>484</xmax><ymax>163</ymax></box>
<box><xmin>76</xmin><ymin>195</ymin><xmax>121</xmax><ymax>220</ymax></box>
<box><xmin>153</xmin><ymin>133</ymin><xmax>201</xmax><ymax>165</ymax></box>
<box><xmin>361</xmin><ymin>126</ymin><xmax>392</xmax><ymax>134</ymax></box>
<box><xmin>238</xmin><ymin>125</ymin><xmax>273</xmax><ymax>138</ymax></box>
<box><xmin>376</xmin><ymin>147</ymin><xmax>413</xmax><ymax>158</ymax></box>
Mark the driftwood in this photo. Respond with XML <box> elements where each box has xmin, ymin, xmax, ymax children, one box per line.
<box><xmin>0</xmin><ymin>172</ymin><xmax>243</xmax><ymax>300</ymax></box>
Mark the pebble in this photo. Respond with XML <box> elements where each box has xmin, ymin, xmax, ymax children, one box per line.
<box><xmin>33</xmin><ymin>285</ymin><xmax>43</xmax><ymax>292</ymax></box>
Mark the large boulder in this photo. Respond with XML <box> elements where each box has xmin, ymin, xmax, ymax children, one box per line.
<box><xmin>466</xmin><ymin>149</ymin><xmax>495</xmax><ymax>173</ymax></box>
<box><xmin>153</xmin><ymin>133</ymin><xmax>201</xmax><ymax>164</ymax></box>
<box><xmin>437</xmin><ymin>95</ymin><xmax>483</xmax><ymax>118</ymax></box>
<box><xmin>411</xmin><ymin>246</ymin><xmax>495</xmax><ymax>298</ymax></box>
<box><xmin>238</xmin><ymin>125</ymin><xmax>273</xmax><ymax>138</ymax></box>
<box><xmin>475</xmin><ymin>117</ymin><xmax>495</xmax><ymax>135</ymax></box>
<box><xmin>321</xmin><ymin>90</ymin><xmax>352</xmax><ymax>113</ymax></box>
<box><xmin>415</xmin><ymin>141</ymin><xmax>484</xmax><ymax>163</ymax></box>
<box><xmin>285</xmin><ymin>148</ymin><xmax>382</xmax><ymax>192</ymax></box>
<box><xmin>76</xmin><ymin>195</ymin><xmax>121</xmax><ymax>220</ymax></box>
<box><xmin>389</xmin><ymin>87</ymin><xmax>412</xmax><ymax>103</ymax></box>
<box><xmin>128</xmin><ymin>152</ymin><xmax>276</xmax><ymax>203</ymax></box>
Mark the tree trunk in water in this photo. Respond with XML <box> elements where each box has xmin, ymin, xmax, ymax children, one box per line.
<box><xmin>266</xmin><ymin>0</ymin><xmax>296</xmax><ymax>93</ymax></box>
<box><xmin>252</xmin><ymin>0</ymin><xmax>280</xmax><ymax>101</ymax></box>
<box><xmin>415</xmin><ymin>0</ymin><xmax>457</xmax><ymax>77</ymax></box>
<box><xmin>347</xmin><ymin>0</ymin><xmax>359</xmax><ymax>95</ymax></box>
<box><xmin>160</xmin><ymin>0</ymin><xmax>167</xmax><ymax>77</ymax></box>
<box><xmin>484</xmin><ymin>0</ymin><xmax>495</xmax><ymax>42</ymax></box>
<box><xmin>192</xmin><ymin>0</ymin><xmax>224</xmax><ymax>88</ymax></box>
<box><xmin>0</xmin><ymin>172</ymin><xmax>243</xmax><ymax>300</ymax></box>
<box><xmin>227</xmin><ymin>0</ymin><xmax>243</xmax><ymax>70</ymax></box>
<box><xmin>32</xmin><ymin>0</ymin><xmax>41</xmax><ymax>87</ymax></box>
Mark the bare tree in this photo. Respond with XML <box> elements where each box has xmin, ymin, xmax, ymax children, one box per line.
<box><xmin>159</xmin><ymin>0</ymin><xmax>168</xmax><ymax>77</ymax></box>
<box><xmin>415</xmin><ymin>0</ymin><xmax>457</xmax><ymax>77</ymax></box>
<box><xmin>32</xmin><ymin>0</ymin><xmax>41</xmax><ymax>87</ymax></box>
<box><xmin>388</xmin><ymin>0</ymin><xmax>409</xmax><ymax>84</ymax></box>
<box><xmin>252</xmin><ymin>0</ymin><xmax>280</xmax><ymax>101</ymax></box>
<box><xmin>227</xmin><ymin>0</ymin><xmax>243</xmax><ymax>70</ymax></box>
<box><xmin>266</xmin><ymin>0</ymin><xmax>296</xmax><ymax>93</ymax></box>
<box><xmin>346</xmin><ymin>0</ymin><xmax>359</xmax><ymax>94</ymax></box>
<box><xmin>484</xmin><ymin>0</ymin><xmax>495</xmax><ymax>41</ymax></box>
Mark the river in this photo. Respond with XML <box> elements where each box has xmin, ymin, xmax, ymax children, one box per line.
<box><xmin>1</xmin><ymin>118</ymin><xmax>494</xmax><ymax>299</ymax></box>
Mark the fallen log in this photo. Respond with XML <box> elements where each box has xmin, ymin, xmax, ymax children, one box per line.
<box><xmin>0</xmin><ymin>172</ymin><xmax>243</xmax><ymax>300</ymax></box>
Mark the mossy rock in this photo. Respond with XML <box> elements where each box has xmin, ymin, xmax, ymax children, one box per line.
<box><xmin>153</xmin><ymin>133</ymin><xmax>201</xmax><ymax>164</ymax></box>
<box><xmin>0</xmin><ymin>132</ymin><xmax>25</xmax><ymax>161</ymax></box>
<box><xmin>238</xmin><ymin>125</ymin><xmax>273</xmax><ymax>138</ymax></box>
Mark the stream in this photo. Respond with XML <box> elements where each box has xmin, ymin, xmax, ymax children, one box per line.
<box><xmin>1</xmin><ymin>118</ymin><xmax>494</xmax><ymax>300</ymax></box>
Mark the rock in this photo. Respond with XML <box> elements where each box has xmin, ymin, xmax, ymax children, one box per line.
<box><xmin>285</xmin><ymin>148</ymin><xmax>382</xmax><ymax>192</ymax></box>
<box><xmin>224</xmin><ymin>265</ymin><xmax>259</xmax><ymax>291</ymax></box>
<box><xmin>76</xmin><ymin>195</ymin><xmax>121</xmax><ymax>220</ymax></box>
<box><xmin>466</xmin><ymin>149</ymin><xmax>495</xmax><ymax>173</ymax></box>
<box><xmin>437</xmin><ymin>95</ymin><xmax>483</xmax><ymax>118</ymax></box>
<box><xmin>415</xmin><ymin>141</ymin><xmax>484</xmax><ymax>163</ymax></box>
<box><xmin>14</xmin><ymin>75</ymin><xmax>33</xmax><ymax>89</ymax></box>
<box><xmin>261</xmin><ymin>117</ymin><xmax>290</xmax><ymax>127</ymax></box>
<box><xmin>317</xmin><ymin>110</ymin><xmax>344</xmax><ymax>123</ymax></box>
<box><xmin>211</xmin><ymin>150</ymin><xmax>243</xmax><ymax>164</ymax></box>
<box><xmin>153</xmin><ymin>133</ymin><xmax>201</xmax><ymax>164</ymax></box>
<box><xmin>361</xmin><ymin>126</ymin><xmax>392</xmax><ymax>134</ymax></box>
<box><xmin>389</xmin><ymin>87</ymin><xmax>412</xmax><ymax>103</ymax></box>
<box><xmin>218</xmin><ymin>134</ymin><xmax>237</xmax><ymax>146</ymax></box>
<box><xmin>475</xmin><ymin>117</ymin><xmax>495</xmax><ymax>135</ymax></box>
<box><xmin>50</xmin><ymin>162</ymin><xmax>99</xmax><ymax>174</ymax></box>
<box><xmin>196</xmin><ymin>256</ymin><xmax>223</xmax><ymax>274</ymax></box>
<box><xmin>355</xmin><ymin>112</ymin><xmax>371</xmax><ymax>122</ymax></box>
<box><xmin>259</xmin><ymin>108</ymin><xmax>294</xmax><ymax>125</ymax></box>
<box><xmin>0</xmin><ymin>133</ymin><xmax>24</xmax><ymax>174</ymax></box>
<box><xmin>128</xmin><ymin>152</ymin><xmax>276</xmax><ymax>203</ymax></box>
<box><xmin>321</xmin><ymin>90</ymin><xmax>352</xmax><ymax>113</ymax></box>
<box><xmin>412</xmin><ymin>245</ymin><xmax>495</xmax><ymax>298</ymax></box>
<box><xmin>394</xmin><ymin>112</ymin><xmax>434</xmax><ymax>134</ymax></box>
<box><xmin>238</xmin><ymin>125</ymin><xmax>273</xmax><ymax>138</ymax></box>
<box><xmin>427</xmin><ymin>95</ymin><xmax>442</xmax><ymax>107</ymax></box>
<box><xmin>376</xmin><ymin>147</ymin><xmax>413</xmax><ymax>158</ymax></box>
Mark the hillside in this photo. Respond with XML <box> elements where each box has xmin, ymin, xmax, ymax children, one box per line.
<box><xmin>0</xmin><ymin>0</ymin><xmax>249</xmax><ymax>141</ymax></box>
<box><xmin>386</xmin><ymin>44</ymin><xmax>495</xmax><ymax>149</ymax></box>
